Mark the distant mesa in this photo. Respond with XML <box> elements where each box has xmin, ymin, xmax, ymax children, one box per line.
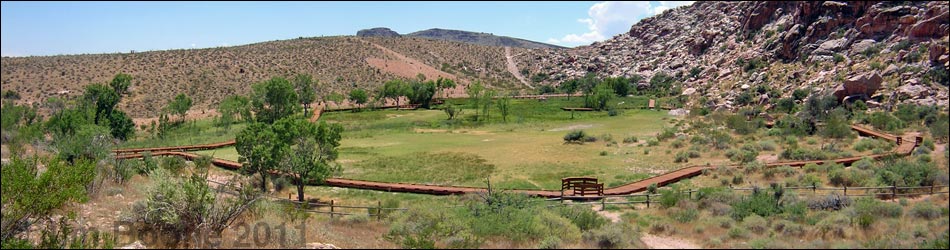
<box><xmin>356</xmin><ymin>27</ymin><xmax>401</xmax><ymax>37</ymax></box>
<box><xmin>356</xmin><ymin>27</ymin><xmax>564</xmax><ymax>49</ymax></box>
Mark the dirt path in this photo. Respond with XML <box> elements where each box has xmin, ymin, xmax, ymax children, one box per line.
<box><xmin>505</xmin><ymin>46</ymin><xmax>533</xmax><ymax>89</ymax></box>
<box><xmin>640</xmin><ymin>233</ymin><xmax>701</xmax><ymax>249</ymax></box>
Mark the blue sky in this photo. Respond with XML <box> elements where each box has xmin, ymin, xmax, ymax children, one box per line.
<box><xmin>1</xmin><ymin>1</ymin><xmax>693</xmax><ymax>57</ymax></box>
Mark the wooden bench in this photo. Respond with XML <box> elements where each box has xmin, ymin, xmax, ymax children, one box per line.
<box><xmin>561</xmin><ymin>177</ymin><xmax>604</xmax><ymax>196</ymax></box>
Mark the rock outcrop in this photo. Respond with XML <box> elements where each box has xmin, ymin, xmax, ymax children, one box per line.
<box><xmin>518</xmin><ymin>1</ymin><xmax>949</xmax><ymax>109</ymax></box>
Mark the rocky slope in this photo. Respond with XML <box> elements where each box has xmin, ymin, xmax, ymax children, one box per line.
<box><xmin>518</xmin><ymin>1</ymin><xmax>949</xmax><ymax>110</ymax></box>
<box><xmin>1</xmin><ymin>36</ymin><xmax>517</xmax><ymax>118</ymax></box>
<box><xmin>357</xmin><ymin>27</ymin><xmax>565</xmax><ymax>49</ymax></box>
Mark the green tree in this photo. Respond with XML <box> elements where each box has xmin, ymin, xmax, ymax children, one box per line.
<box><xmin>349</xmin><ymin>88</ymin><xmax>368</xmax><ymax>111</ymax></box>
<box><xmin>279</xmin><ymin>119</ymin><xmax>344</xmax><ymax>202</ymax></box>
<box><xmin>604</xmin><ymin>77</ymin><xmax>631</xmax><ymax>97</ymax></box>
<box><xmin>381</xmin><ymin>79</ymin><xmax>407</xmax><ymax>107</ymax></box>
<box><xmin>408</xmin><ymin>80</ymin><xmax>437</xmax><ymax>108</ymax></box>
<box><xmin>109</xmin><ymin>73</ymin><xmax>133</xmax><ymax>97</ymax></box>
<box><xmin>481</xmin><ymin>89</ymin><xmax>495</xmax><ymax>122</ymax></box>
<box><xmin>81</xmin><ymin>84</ymin><xmax>119</xmax><ymax>124</ymax></box>
<box><xmin>584</xmin><ymin>83</ymin><xmax>613</xmax><ymax>111</ymax></box>
<box><xmin>294</xmin><ymin>74</ymin><xmax>316</xmax><ymax>116</ymax></box>
<box><xmin>236</xmin><ymin>122</ymin><xmax>284</xmax><ymax>192</ymax></box>
<box><xmin>107</xmin><ymin>110</ymin><xmax>135</xmax><ymax>141</ymax></box>
<box><xmin>217</xmin><ymin>95</ymin><xmax>252</xmax><ymax>129</ymax></box>
<box><xmin>251</xmin><ymin>77</ymin><xmax>300</xmax><ymax>124</ymax></box>
<box><xmin>467</xmin><ymin>81</ymin><xmax>484</xmax><ymax>121</ymax></box>
<box><xmin>435</xmin><ymin>77</ymin><xmax>456</xmax><ymax>99</ymax></box>
<box><xmin>558</xmin><ymin>79</ymin><xmax>579</xmax><ymax>100</ymax></box>
<box><xmin>497</xmin><ymin>94</ymin><xmax>511</xmax><ymax>122</ymax></box>
<box><xmin>167</xmin><ymin>93</ymin><xmax>193</xmax><ymax>123</ymax></box>
<box><xmin>821</xmin><ymin>108</ymin><xmax>853</xmax><ymax>139</ymax></box>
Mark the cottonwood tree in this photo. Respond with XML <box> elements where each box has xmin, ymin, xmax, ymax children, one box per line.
<box><xmin>235</xmin><ymin>122</ymin><xmax>285</xmax><ymax>193</ymax></box>
<box><xmin>217</xmin><ymin>95</ymin><xmax>252</xmax><ymax>129</ymax></box>
<box><xmin>436</xmin><ymin>77</ymin><xmax>456</xmax><ymax>99</ymax></box>
<box><xmin>276</xmin><ymin>118</ymin><xmax>343</xmax><ymax>202</ymax></box>
<box><xmin>497</xmin><ymin>94</ymin><xmax>511</xmax><ymax>122</ymax></box>
<box><xmin>251</xmin><ymin>77</ymin><xmax>299</xmax><ymax>124</ymax></box>
<box><xmin>167</xmin><ymin>93</ymin><xmax>193</xmax><ymax>123</ymax></box>
<box><xmin>294</xmin><ymin>74</ymin><xmax>316</xmax><ymax>116</ymax></box>
<box><xmin>110</xmin><ymin>73</ymin><xmax>133</xmax><ymax>97</ymax></box>
<box><xmin>349</xmin><ymin>88</ymin><xmax>368</xmax><ymax>111</ymax></box>
<box><xmin>466</xmin><ymin>81</ymin><xmax>484</xmax><ymax>121</ymax></box>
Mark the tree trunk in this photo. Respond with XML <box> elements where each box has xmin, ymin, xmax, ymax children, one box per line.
<box><xmin>297</xmin><ymin>180</ymin><xmax>305</xmax><ymax>202</ymax></box>
<box><xmin>260</xmin><ymin>173</ymin><xmax>268</xmax><ymax>193</ymax></box>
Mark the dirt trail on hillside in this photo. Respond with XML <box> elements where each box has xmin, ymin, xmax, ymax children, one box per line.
<box><xmin>505</xmin><ymin>46</ymin><xmax>533</xmax><ymax>89</ymax></box>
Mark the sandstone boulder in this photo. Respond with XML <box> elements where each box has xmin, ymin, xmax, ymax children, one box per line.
<box><xmin>833</xmin><ymin>72</ymin><xmax>883</xmax><ymax>101</ymax></box>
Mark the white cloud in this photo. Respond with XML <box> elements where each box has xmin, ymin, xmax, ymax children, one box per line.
<box><xmin>548</xmin><ymin>1</ymin><xmax>694</xmax><ymax>46</ymax></box>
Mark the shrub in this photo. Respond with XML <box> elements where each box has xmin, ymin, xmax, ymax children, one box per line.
<box><xmin>687</xmin><ymin>150</ymin><xmax>700</xmax><ymax>158</ymax></box>
<box><xmin>555</xmin><ymin>205</ymin><xmax>607</xmax><ymax>231</ymax></box>
<box><xmin>732</xmin><ymin>175</ymin><xmax>744</xmax><ymax>185</ymax></box>
<box><xmin>342</xmin><ymin>214</ymin><xmax>370</xmax><ymax>224</ymax></box>
<box><xmin>876</xmin><ymin>159</ymin><xmax>940</xmax><ymax>187</ymax></box>
<box><xmin>647</xmin><ymin>138</ymin><xmax>660</xmax><ymax>146</ymax></box>
<box><xmin>742</xmin><ymin>214</ymin><xmax>768</xmax><ymax>234</ymax></box>
<box><xmin>160</xmin><ymin>156</ymin><xmax>187</xmax><ymax>174</ymax></box>
<box><xmin>854</xmin><ymin>138</ymin><xmax>893</xmax><ymax>152</ymax></box>
<box><xmin>622</xmin><ymin>136</ymin><xmax>638</xmax><ymax>143</ymax></box>
<box><xmin>815</xmin><ymin>213</ymin><xmax>849</xmax><ymax>238</ymax></box>
<box><xmin>659</xmin><ymin>188</ymin><xmax>684</xmax><ymax>208</ymax></box>
<box><xmin>564</xmin><ymin>130</ymin><xmax>587</xmax><ymax>144</ymax></box>
<box><xmin>670</xmin><ymin>207</ymin><xmax>699</xmax><ymax>223</ymax></box>
<box><xmin>807</xmin><ymin>193</ymin><xmax>851</xmax><ymax>210</ymax></box>
<box><xmin>538</xmin><ymin>236</ymin><xmax>562</xmax><ymax>249</ymax></box>
<box><xmin>911</xmin><ymin>203</ymin><xmax>941</xmax><ymax>220</ymax></box>
<box><xmin>867</xmin><ymin>112</ymin><xmax>906</xmax><ymax>132</ymax></box>
<box><xmin>728</xmin><ymin>227</ymin><xmax>748</xmax><ymax>239</ymax></box>
<box><xmin>731</xmin><ymin>187</ymin><xmax>784</xmax><ymax>220</ymax></box>
<box><xmin>599</xmin><ymin>151</ymin><xmax>608</xmax><ymax>156</ymax></box>
<box><xmin>671</xmin><ymin>139</ymin><xmax>685</xmax><ymax>148</ymax></box>
<box><xmin>582</xmin><ymin>223</ymin><xmax>639</xmax><ymax>249</ymax></box>
<box><xmin>674</xmin><ymin>151</ymin><xmax>689</xmax><ymax>163</ymax></box>
<box><xmin>778</xmin><ymin>220</ymin><xmax>805</xmax><ymax>237</ymax></box>
<box><xmin>758</xmin><ymin>140</ymin><xmax>778</xmax><ymax>151</ymax></box>
<box><xmin>130</xmin><ymin>168</ymin><xmax>258</xmax><ymax>236</ymax></box>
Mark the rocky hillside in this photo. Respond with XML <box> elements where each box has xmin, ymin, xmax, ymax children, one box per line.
<box><xmin>1</xmin><ymin>36</ymin><xmax>518</xmax><ymax>118</ymax></box>
<box><xmin>518</xmin><ymin>1</ymin><xmax>949</xmax><ymax>110</ymax></box>
<box><xmin>357</xmin><ymin>27</ymin><xmax>565</xmax><ymax>49</ymax></box>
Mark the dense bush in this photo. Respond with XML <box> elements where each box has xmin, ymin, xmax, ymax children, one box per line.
<box><xmin>876</xmin><ymin>159</ymin><xmax>940</xmax><ymax>187</ymax></box>
<box><xmin>129</xmin><ymin>168</ymin><xmax>259</xmax><ymax>237</ymax></box>
<box><xmin>867</xmin><ymin>111</ymin><xmax>906</xmax><ymax>132</ymax></box>
<box><xmin>731</xmin><ymin>187</ymin><xmax>784</xmax><ymax>220</ymax></box>
<box><xmin>742</xmin><ymin>214</ymin><xmax>768</xmax><ymax>234</ymax></box>
<box><xmin>564</xmin><ymin>130</ymin><xmax>587</xmax><ymax>144</ymax></box>
<box><xmin>910</xmin><ymin>203</ymin><xmax>941</xmax><ymax>220</ymax></box>
<box><xmin>1</xmin><ymin>157</ymin><xmax>97</xmax><ymax>242</ymax></box>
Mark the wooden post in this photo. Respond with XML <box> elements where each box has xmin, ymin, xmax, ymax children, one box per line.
<box><xmin>931</xmin><ymin>185</ymin><xmax>935</xmax><ymax>195</ymax></box>
<box><xmin>330</xmin><ymin>200</ymin><xmax>335</xmax><ymax>219</ymax></box>
<box><xmin>688</xmin><ymin>189</ymin><xmax>693</xmax><ymax>200</ymax></box>
<box><xmin>377</xmin><ymin>201</ymin><xmax>382</xmax><ymax>221</ymax></box>
<box><xmin>843</xmin><ymin>186</ymin><xmax>847</xmax><ymax>196</ymax></box>
<box><xmin>601</xmin><ymin>197</ymin><xmax>606</xmax><ymax>211</ymax></box>
<box><xmin>646</xmin><ymin>194</ymin><xmax>651</xmax><ymax>208</ymax></box>
<box><xmin>891</xmin><ymin>185</ymin><xmax>897</xmax><ymax>201</ymax></box>
<box><xmin>812</xmin><ymin>184</ymin><xmax>817</xmax><ymax>194</ymax></box>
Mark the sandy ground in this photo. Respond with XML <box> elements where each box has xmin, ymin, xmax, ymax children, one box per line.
<box><xmin>639</xmin><ymin>233</ymin><xmax>701</xmax><ymax>249</ymax></box>
<box><xmin>591</xmin><ymin>205</ymin><xmax>700</xmax><ymax>249</ymax></box>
